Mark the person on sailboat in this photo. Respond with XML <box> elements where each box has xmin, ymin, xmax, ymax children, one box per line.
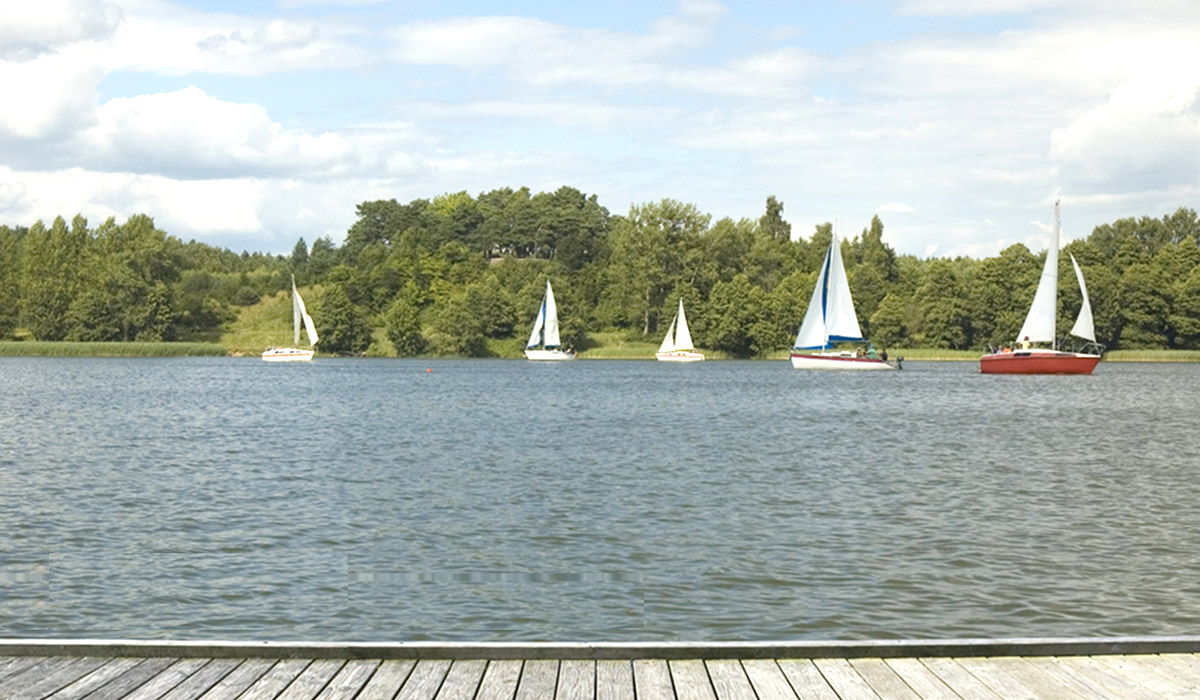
<box><xmin>1019</xmin><ymin>336</ymin><xmax>1031</xmax><ymax>350</ymax></box>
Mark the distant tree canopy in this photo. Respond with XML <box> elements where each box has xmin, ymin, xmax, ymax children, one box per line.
<box><xmin>3</xmin><ymin>189</ymin><xmax>1200</xmax><ymax>356</ymax></box>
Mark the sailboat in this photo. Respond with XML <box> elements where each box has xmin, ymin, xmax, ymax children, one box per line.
<box><xmin>980</xmin><ymin>200</ymin><xmax>1102</xmax><ymax>374</ymax></box>
<box><xmin>525</xmin><ymin>280</ymin><xmax>576</xmax><ymax>361</ymax></box>
<box><xmin>261</xmin><ymin>276</ymin><xmax>318</xmax><ymax>362</ymax></box>
<box><xmin>790</xmin><ymin>226</ymin><xmax>899</xmax><ymax>370</ymax></box>
<box><xmin>655</xmin><ymin>298</ymin><xmax>704</xmax><ymax>362</ymax></box>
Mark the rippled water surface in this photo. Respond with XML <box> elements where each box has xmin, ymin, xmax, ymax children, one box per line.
<box><xmin>2</xmin><ymin>357</ymin><xmax>1200</xmax><ymax>641</ymax></box>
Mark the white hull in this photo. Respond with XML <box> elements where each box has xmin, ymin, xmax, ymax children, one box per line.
<box><xmin>655</xmin><ymin>350</ymin><xmax>704</xmax><ymax>362</ymax></box>
<box><xmin>525</xmin><ymin>348</ymin><xmax>576</xmax><ymax>361</ymax></box>
<box><xmin>790</xmin><ymin>351</ymin><xmax>897</xmax><ymax>371</ymax></box>
<box><xmin>261</xmin><ymin>347</ymin><xmax>314</xmax><ymax>362</ymax></box>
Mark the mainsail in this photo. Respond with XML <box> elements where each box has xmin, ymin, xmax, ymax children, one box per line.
<box><xmin>1015</xmin><ymin>200</ymin><xmax>1095</xmax><ymax>348</ymax></box>
<box><xmin>1017</xmin><ymin>201</ymin><xmax>1061</xmax><ymax>345</ymax></box>
<box><xmin>793</xmin><ymin>230</ymin><xmax>864</xmax><ymax>350</ymax></box>
<box><xmin>658</xmin><ymin>298</ymin><xmax>695</xmax><ymax>353</ymax></box>
<box><xmin>293</xmin><ymin>277</ymin><xmax>318</xmax><ymax>347</ymax></box>
<box><xmin>526</xmin><ymin>280</ymin><xmax>561</xmax><ymax>349</ymax></box>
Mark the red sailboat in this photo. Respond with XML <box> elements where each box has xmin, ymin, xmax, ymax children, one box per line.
<box><xmin>980</xmin><ymin>201</ymin><xmax>1102</xmax><ymax>375</ymax></box>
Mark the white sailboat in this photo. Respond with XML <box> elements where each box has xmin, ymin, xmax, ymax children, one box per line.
<box><xmin>790</xmin><ymin>226</ymin><xmax>898</xmax><ymax>370</ymax></box>
<box><xmin>261</xmin><ymin>276</ymin><xmax>318</xmax><ymax>362</ymax></box>
<box><xmin>980</xmin><ymin>200</ymin><xmax>1102</xmax><ymax>374</ymax></box>
<box><xmin>525</xmin><ymin>280</ymin><xmax>576</xmax><ymax>361</ymax></box>
<box><xmin>655</xmin><ymin>298</ymin><xmax>704</xmax><ymax>362</ymax></box>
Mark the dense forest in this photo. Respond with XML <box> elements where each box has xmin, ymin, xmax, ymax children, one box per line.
<box><xmin>2</xmin><ymin>186</ymin><xmax>1199</xmax><ymax>356</ymax></box>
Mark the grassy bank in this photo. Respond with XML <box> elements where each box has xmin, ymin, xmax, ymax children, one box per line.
<box><xmin>221</xmin><ymin>288</ymin><xmax>302</xmax><ymax>356</ymax></box>
<box><xmin>0</xmin><ymin>341</ymin><xmax>227</xmax><ymax>357</ymax></box>
<box><xmin>1103</xmin><ymin>349</ymin><xmax>1200</xmax><ymax>362</ymax></box>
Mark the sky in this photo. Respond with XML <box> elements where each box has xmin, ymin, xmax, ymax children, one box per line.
<box><xmin>1</xmin><ymin>0</ymin><xmax>1198</xmax><ymax>258</ymax></box>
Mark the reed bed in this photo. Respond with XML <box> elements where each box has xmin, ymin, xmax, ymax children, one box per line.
<box><xmin>1104</xmin><ymin>349</ymin><xmax>1200</xmax><ymax>362</ymax></box>
<box><xmin>0</xmin><ymin>341</ymin><xmax>228</xmax><ymax>357</ymax></box>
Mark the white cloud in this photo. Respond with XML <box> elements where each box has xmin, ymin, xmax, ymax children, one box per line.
<box><xmin>1050</xmin><ymin>69</ymin><xmax>1200</xmax><ymax>193</ymax></box>
<box><xmin>898</xmin><ymin>0</ymin><xmax>1072</xmax><ymax>15</ymax></box>
<box><xmin>0</xmin><ymin>52</ymin><xmax>103</xmax><ymax>140</ymax></box>
<box><xmin>3</xmin><ymin>0</ymin><xmax>1200</xmax><ymax>258</ymax></box>
<box><xmin>82</xmin><ymin>87</ymin><xmax>361</xmax><ymax>178</ymax></box>
<box><xmin>94</xmin><ymin>0</ymin><xmax>370</xmax><ymax>77</ymax></box>
<box><xmin>0</xmin><ymin>166</ymin><xmax>262</xmax><ymax>234</ymax></box>
<box><xmin>0</xmin><ymin>0</ymin><xmax>122</xmax><ymax>60</ymax></box>
<box><xmin>388</xmin><ymin>3</ymin><xmax>798</xmax><ymax>97</ymax></box>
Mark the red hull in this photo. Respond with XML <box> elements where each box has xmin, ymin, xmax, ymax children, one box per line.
<box><xmin>979</xmin><ymin>350</ymin><xmax>1100</xmax><ymax>374</ymax></box>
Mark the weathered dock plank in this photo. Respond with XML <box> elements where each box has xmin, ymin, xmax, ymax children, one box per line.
<box><xmin>705</xmin><ymin>659</ymin><xmax>757</xmax><ymax>700</ymax></box>
<box><xmin>5</xmin><ymin>656</ymin><xmax>106</xmax><ymax>700</ymax></box>
<box><xmin>117</xmin><ymin>658</ymin><xmax>210</xmax><ymax>700</ymax></box>
<box><xmin>916</xmin><ymin>657</ymin><xmax>1005</xmax><ymax>700</ymax></box>
<box><xmin>356</xmin><ymin>659</ymin><xmax>417</xmax><ymax>700</ymax></box>
<box><xmin>776</xmin><ymin>658</ymin><xmax>839</xmax><ymax>700</ymax></box>
<box><xmin>557</xmin><ymin>659</ymin><xmax>595</xmax><ymax>700</ymax></box>
<box><xmin>236</xmin><ymin>659</ymin><xmax>312</xmax><ymax>700</ymax></box>
<box><xmin>474</xmin><ymin>659</ymin><xmax>521</xmax><ymax>700</ymax></box>
<box><xmin>632</xmin><ymin>659</ymin><xmax>674</xmax><ymax>700</ymax></box>
<box><xmin>596</xmin><ymin>659</ymin><xmax>634</xmax><ymax>700</ymax></box>
<box><xmin>850</xmin><ymin>658</ymin><xmax>920</xmax><ymax>700</ymax></box>
<box><xmin>515</xmin><ymin>659</ymin><xmax>558</xmax><ymax>700</ymax></box>
<box><xmin>3</xmin><ymin>637</ymin><xmax>1200</xmax><ymax>699</ymax></box>
<box><xmin>1094</xmin><ymin>653</ymin><xmax>1200</xmax><ymax>700</ymax></box>
<box><xmin>0</xmin><ymin>656</ymin><xmax>42</xmax><ymax>682</ymax></box>
<box><xmin>667</xmin><ymin>659</ymin><xmax>715</xmax><ymax>700</ymax></box>
<box><xmin>274</xmin><ymin>658</ymin><xmax>345</xmax><ymax>700</ymax></box>
<box><xmin>435</xmin><ymin>659</ymin><xmax>488</xmax><ymax>700</ymax></box>
<box><xmin>394</xmin><ymin>658</ymin><xmax>452</xmax><ymax>700</ymax></box>
<box><xmin>881</xmin><ymin>658</ymin><xmax>963</xmax><ymax>700</ymax></box>
<box><xmin>1022</xmin><ymin>656</ymin><xmax>1133</xmax><ymax>700</ymax></box>
<box><xmin>82</xmin><ymin>657</ymin><xmax>185</xmax><ymax>700</ymax></box>
<box><xmin>954</xmin><ymin>656</ymin><xmax>1058</xmax><ymax>700</ymax></box>
<box><xmin>814</xmin><ymin>658</ymin><xmax>883</xmax><ymax>699</ymax></box>
<box><xmin>195</xmin><ymin>658</ymin><xmax>279</xmax><ymax>700</ymax></box>
<box><xmin>314</xmin><ymin>659</ymin><xmax>381</xmax><ymax>700</ymax></box>
<box><xmin>740</xmin><ymin>659</ymin><xmax>799</xmax><ymax>700</ymax></box>
<box><xmin>45</xmin><ymin>657</ymin><xmax>144</xmax><ymax>700</ymax></box>
<box><xmin>155</xmin><ymin>658</ymin><xmax>242</xmax><ymax>700</ymax></box>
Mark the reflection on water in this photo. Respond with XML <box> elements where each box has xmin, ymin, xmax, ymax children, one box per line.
<box><xmin>2</xmin><ymin>357</ymin><xmax>1200</xmax><ymax>641</ymax></box>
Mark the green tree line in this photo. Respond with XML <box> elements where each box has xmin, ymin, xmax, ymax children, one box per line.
<box><xmin>3</xmin><ymin>187</ymin><xmax>1199</xmax><ymax>355</ymax></box>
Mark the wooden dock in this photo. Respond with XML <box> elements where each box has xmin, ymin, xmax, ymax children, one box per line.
<box><xmin>2</xmin><ymin>637</ymin><xmax>1200</xmax><ymax>699</ymax></box>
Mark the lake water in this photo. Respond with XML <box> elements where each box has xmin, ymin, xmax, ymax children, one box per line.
<box><xmin>2</xmin><ymin>357</ymin><xmax>1199</xmax><ymax>642</ymax></box>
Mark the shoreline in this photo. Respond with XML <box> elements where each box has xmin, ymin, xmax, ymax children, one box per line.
<box><xmin>2</xmin><ymin>340</ymin><xmax>1199</xmax><ymax>362</ymax></box>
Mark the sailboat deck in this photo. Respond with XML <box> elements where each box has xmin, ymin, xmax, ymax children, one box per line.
<box><xmin>3</xmin><ymin>638</ymin><xmax>1200</xmax><ymax>699</ymax></box>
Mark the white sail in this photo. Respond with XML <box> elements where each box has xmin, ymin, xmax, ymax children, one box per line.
<box><xmin>1017</xmin><ymin>200</ymin><xmax>1061</xmax><ymax>345</ymax></box>
<box><xmin>793</xmin><ymin>231</ymin><xmax>863</xmax><ymax>349</ymax></box>
<box><xmin>794</xmin><ymin>246</ymin><xmax>832</xmax><ymax>349</ymax></box>
<box><xmin>525</xmin><ymin>296</ymin><xmax>546</xmax><ymax>348</ymax></box>
<box><xmin>292</xmin><ymin>278</ymin><xmax>318</xmax><ymax>346</ymax></box>
<box><xmin>674</xmin><ymin>299</ymin><xmax>694</xmax><ymax>351</ymax></box>
<box><xmin>525</xmin><ymin>279</ymin><xmax>576</xmax><ymax>361</ymax></box>
<box><xmin>543</xmin><ymin>280</ymin><xmax>561</xmax><ymax>348</ymax></box>
<box><xmin>1069</xmin><ymin>253</ymin><xmax>1096</xmax><ymax>343</ymax></box>
<box><xmin>292</xmin><ymin>283</ymin><xmax>301</xmax><ymax>346</ymax></box>
<box><xmin>658</xmin><ymin>312</ymin><xmax>677</xmax><ymax>353</ymax></box>
<box><xmin>526</xmin><ymin>280</ymin><xmax>562</xmax><ymax>348</ymax></box>
<box><xmin>824</xmin><ymin>233</ymin><xmax>863</xmax><ymax>341</ymax></box>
